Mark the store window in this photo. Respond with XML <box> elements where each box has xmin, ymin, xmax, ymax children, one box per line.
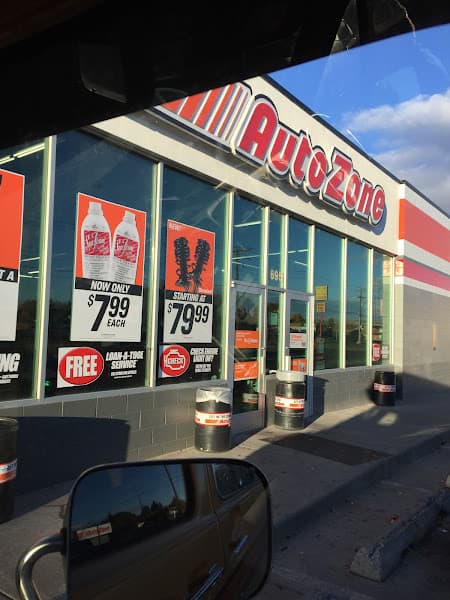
<box><xmin>157</xmin><ymin>167</ymin><xmax>227</xmax><ymax>385</ymax></box>
<box><xmin>232</xmin><ymin>196</ymin><xmax>263</xmax><ymax>283</ymax></box>
<box><xmin>372</xmin><ymin>252</ymin><xmax>392</xmax><ymax>365</ymax></box>
<box><xmin>313</xmin><ymin>229</ymin><xmax>342</xmax><ymax>370</ymax></box>
<box><xmin>287</xmin><ymin>218</ymin><xmax>309</xmax><ymax>291</ymax></box>
<box><xmin>46</xmin><ymin>130</ymin><xmax>154</xmax><ymax>396</ymax></box>
<box><xmin>0</xmin><ymin>143</ymin><xmax>45</xmax><ymax>400</ymax></box>
<box><xmin>267</xmin><ymin>209</ymin><xmax>284</xmax><ymax>287</ymax></box>
<box><xmin>346</xmin><ymin>241</ymin><xmax>369</xmax><ymax>367</ymax></box>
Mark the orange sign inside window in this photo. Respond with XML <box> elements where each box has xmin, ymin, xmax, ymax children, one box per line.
<box><xmin>235</xmin><ymin>330</ymin><xmax>259</xmax><ymax>348</ymax></box>
<box><xmin>0</xmin><ymin>169</ymin><xmax>24</xmax><ymax>270</ymax></box>
<box><xmin>234</xmin><ymin>360</ymin><xmax>258</xmax><ymax>381</ymax></box>
<box><xmin>292</xmin><ymin>358</ymin><xmax>307</xmax><ymax>373</ymax></box>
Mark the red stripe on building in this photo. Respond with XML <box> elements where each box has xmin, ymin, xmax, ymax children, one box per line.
<box><xmin>216</xmin><ymin>86</ymin><xmax>243</xmax><ymax>137</ymax></box>
<box><xmin>178</xmin><ymin>92</ymin><xmax>207</xmax><ymax>122</ymax></box>
<box><xmin>207</xmin><ymin>85</ymin><xmax>235</xmax><ymax>134</ymax></box>
<box><xmin>224</xmin><ymin>91</ymin><xmax>247</xmax><ymax>141</ymax></box>
<box><xmin>399</xmin><ymin>199</ymin><xmax>450</xmax><ymax>262</ymax></box>
<box><xmin>161</xmin><ymin>98</ymin><xmax>184</xmax><ymax>114</ymax></box>
<box><xmin>224</xmin><ymin>87</ymin><xmax>250</xmax><ymax>141</ymax></box>
<box><xmin>402</xmin><ymin>258</ymin><xmax>450</xmax><ymax>292</ymax></box>
<box><xmin>194</xmin><ymin>88</ymin><xmax>223</xmax><ymax>128</ymax></box>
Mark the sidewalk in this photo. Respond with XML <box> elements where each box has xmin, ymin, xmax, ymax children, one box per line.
<box><xmin>1</xmin><ymin>391</ymin><xmax>449</xmax><ymax>599</ymax></box>
<box><xmin>170</xmin><ymin>391</ymin><xmax>450</xmax><ymax>547</ymax></box>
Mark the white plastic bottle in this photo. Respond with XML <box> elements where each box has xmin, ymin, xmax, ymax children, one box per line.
<box><xmin>81</xmin><ymin>201</ymin><xmax>111</xmax><ymax>280</ymax></box>
<box><xmin>110</xmin><ymin>210</ymin><xmax>140</xmax><ymax>284</ymax></box>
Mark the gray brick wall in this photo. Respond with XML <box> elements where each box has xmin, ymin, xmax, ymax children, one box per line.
<box><xmin>0</xmin><ymin>363</ymin><xmax>408</xmax><ymax>493</ymax></box>
<box><xmin>0</xmin><ymin>385</ymin><xmax>227</xmax><ymax>491</ymax></box>
<box><xmin>396</xmin><ymin>286</ymin><xmax>450</xmax><ymax>397</ymax></box>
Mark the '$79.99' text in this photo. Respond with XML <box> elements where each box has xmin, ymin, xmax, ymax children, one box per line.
<box><xmin>167</xmin><ymin>301</ymin><xmax>210</xmax><ymax>336</ymax></box>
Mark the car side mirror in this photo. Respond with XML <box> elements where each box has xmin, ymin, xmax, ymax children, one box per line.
<box><xmin>16</xmin><ymin>458</ymin><xmax>272</xmax><ymax>600</ymax></box>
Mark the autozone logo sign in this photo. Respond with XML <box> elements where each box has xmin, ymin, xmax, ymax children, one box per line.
<box><xmin>155</xmin><ymin>83</ymin><xmax>386</xmax><ymax>227</ymax></box>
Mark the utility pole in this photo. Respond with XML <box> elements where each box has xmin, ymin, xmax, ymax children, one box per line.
<box><xmin>357</xmin><ymin>287</ymin><xmax>364</xmax><ymax>344</ymax></box>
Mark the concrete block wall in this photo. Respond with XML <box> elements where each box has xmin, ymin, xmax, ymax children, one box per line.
<box><xmin>311</xmin><ymin>366</ymin><xmax>393</xmax><ymax>417</ymax></box>
<box><xmin>396</xmin><ymin>286</ymin><xmax>450</xmax><ymax>397</ymax></box>
<box><xmin>0</xmin><ymin>359</ymin><xmax>409</xmax><ymax>493</ymax></box>
<box><xmin>0</xmin><ymin>385</ymin><xmax>205</xmax><ymax>492</ymax></box>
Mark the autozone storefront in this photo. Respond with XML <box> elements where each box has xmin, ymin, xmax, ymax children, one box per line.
<box><xmin>0</xmin><ymin>75</ymin><xmax>448</xmax><ymax>482</ymax></box>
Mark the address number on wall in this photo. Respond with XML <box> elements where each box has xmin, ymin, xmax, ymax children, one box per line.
<box><xmin>269</xmin><ymin>269</ymin><xmax>284</xmax><ymax>282</ymax></box>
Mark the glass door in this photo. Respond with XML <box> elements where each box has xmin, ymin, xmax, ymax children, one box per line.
<box><xmin>284</xmin><ymin>291</ymin><xmax>314</xmax><ymax>416</ymax></box>
<box><xmin>229</xmin><ymin>283</ymin><xmax>266</xmax><ymax>433</ymax></box>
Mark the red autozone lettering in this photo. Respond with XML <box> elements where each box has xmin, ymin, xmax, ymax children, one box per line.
<box><xmin>0</xmin><ymin>459</ymin><xmax>17</xmax><ymax>484</ymax></box>
<box><xmin>157</xmin><ymin>86</ymin><xmax>387</xmax><ymax>227</ymax></box>
<box><xmin>233</xmin><ymin>96</ymin><xmax>386</xmax><ymax>226</ymax></box>
<box><xmin>268</xmin><ymin>125</ymin><xmax>298</xmax><ymax>176</ymax></box>
<box><xmin>77</xmin><ymin>523</ymin><xmax>112</xmax><ymax>542</ymax></box>
<box><xmin>98</xmin><ymin>522</ymin><xmax>112</xmax><ymax>535</ymax></box>
<box><xmin>236</xmin><ymin>98</ymin><xmax>278</xmax><ymax>163</ymax></box>
<box><xmin>305</xmin><ymin>147</ymin><xmax>327</xmax><ymax>194</ymax></box>
<box><xmin>275</xmin><ymin>396</ymin><xmax>305</xmax><ymax>410</ymax></box>
<box><xmin>76</xmin><ymin>527</ymin><xmax>99</xmax><ymax>541</ymax></box>
<box><xmin>322</xmin><ymin>150</ymin><xmax>353</xmax><ymax>207</ymax></box>
<box><xmin>195</xmin><ymin>411</ymin><xmax>231</xmax><ymax>426</ymax></box>
<box><xmin>374</xmin><ymin>383</ymin><xmax>396</xmax><ymax>393</ymax></box>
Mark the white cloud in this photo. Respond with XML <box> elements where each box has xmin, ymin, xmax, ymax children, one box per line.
<box><xmin>342</xmin><ymin>90</ymin><xmax>450</xmax><ymax>213</ymax></box>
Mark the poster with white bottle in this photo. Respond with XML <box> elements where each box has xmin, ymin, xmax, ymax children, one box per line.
<box><xmin>70</xmin><ymin>193</ymin><xmax>146</xmax><ymax>342</ymax></box>
<box><xmin>0</xmin><ymin>169</ymin><xmax>25</xmax><ymax>341</ymax></box>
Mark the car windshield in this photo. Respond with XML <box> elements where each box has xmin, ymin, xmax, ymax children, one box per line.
<box><xmin>0</xmin><ymin>5</ymin><xmax>447</xmax><ymax>426</ymax></box>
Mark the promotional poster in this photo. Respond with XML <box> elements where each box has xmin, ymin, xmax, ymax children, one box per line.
<box><xmin>57</xmin><ymin>346</ymin><xmax>146</xmax><ymax>388</ymax></box>
<box><xmin>71</xmin><ymin>193</ymin><xmax>146</xmax><ymax>342</ymax></box>
<box><xmin>0</xmin><ymin>169</ymin><xmax>25</xmax><ymax>341</ymax></box>
<box><xmin>158</xmin><ymin>344</ymin><xmax>220</xmax><ymax>379</ymax></box>
<box><xmin>163</xmin><ymin>220</ymin><xmax>215</xmax><ymax>344</ymax></box>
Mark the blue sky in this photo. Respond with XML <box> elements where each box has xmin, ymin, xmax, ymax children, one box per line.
<box><xmin>270</xmin><ymin>24</ymin><xmax>450</xmax><ymax>214</ymax></box>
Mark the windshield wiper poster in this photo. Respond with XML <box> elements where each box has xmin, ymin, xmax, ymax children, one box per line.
<box><xmin>0</xmin><ymin>170</ymin><xmax>24</xmax><ymax>341</ymax></box>
<box><xmin>163</xmin><ymin>220</ymin><xmax>215</xmax><ymax>344</ymax></box>
<box><xmin>70</xmin><ymin>193</ymin><xmax>146</xmax><ymax>342</ymax></box>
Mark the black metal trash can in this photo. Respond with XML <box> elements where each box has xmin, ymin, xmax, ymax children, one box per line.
<box><xmin>0</xmin><ymin>417</ymin><xmax>18</xmax><ymax>523</ymax></box>
<box><xmin>373</xmin><ymin>371</ymin><xmax>396</xmax><ymax>406</ymax></box>
<box><xmin>274</xmin><ymin>371</ymin><xmax>306</xmax><ymax>430</ymax></box>
<box><xmin>195</xmin><ymin>387</ymin><xmax>232</xmax><ymax>452</ymax></box>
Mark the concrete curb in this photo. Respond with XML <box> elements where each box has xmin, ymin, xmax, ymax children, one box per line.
<box><xmin>350</xmin><ymin>491</ymin><xmax>442</xmax><ymax>581</ymax></box>
<box><xmin>273</xmin><ymin>428</ymin><xmax>450</xmax><ymax>546</ymax></box>
<box><xmin>350</xmin><ymin>488</ymin><xmax>450</xmax><ymax>582</ymax></box>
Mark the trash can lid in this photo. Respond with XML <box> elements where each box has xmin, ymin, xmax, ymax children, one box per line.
<box><xmin>196</xmin><ymin>387</ymin><xmax>232</xmax><ymax>404</ymax></box>
<box><xmin>276</xmin><ymin>370</ymin><xmax>305</xmax><ymax>382</ymax></box>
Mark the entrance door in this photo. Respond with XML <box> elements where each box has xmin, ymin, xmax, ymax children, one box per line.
<box><xmin>284</xmin><ymin>292</ymin><xmax>314</xmax><ymax>417</ymax></box>
<box><xmin>229</xmin><ymin>283</ymin><xmax>266</xmax><ymax>434</ymax></box>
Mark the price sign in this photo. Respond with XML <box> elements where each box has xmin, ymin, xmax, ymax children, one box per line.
<box><xmin>70</xmin><ymin>194</ymin><xmax>146</xmax><ymax>342</ymax></box>
<box><xmin>0</xmin><ymin>170</ymin><xmax>24</xmax><ymax>341</ymax></box>
<box><xmin>163</xmin><ymin>220</ymin><xmax>215</xmax><ymax>344</ymax></box>
<box><xmin>71</xmin><ymin>283</ymin><xmax>143</xmax><ymax>341</ymax></box>
<box><xmin>163</xmin><ymin>295</ymin><xmax>213</xmax><ymax>343</ymax></box>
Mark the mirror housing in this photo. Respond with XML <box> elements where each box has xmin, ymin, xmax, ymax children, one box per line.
<box><xmin>63</xmin><ymin>458</ymin><xmax>271</xmax><ymax>599</ymax></box>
